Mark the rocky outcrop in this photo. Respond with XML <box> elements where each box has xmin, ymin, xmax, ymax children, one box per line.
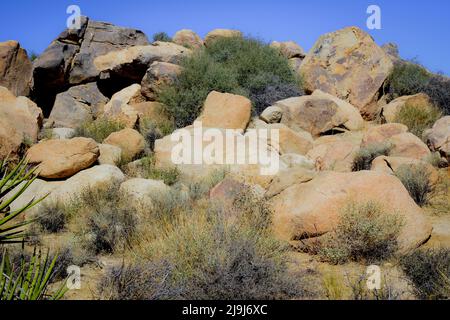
<box><xmin>269</xmin><ymin>170</ymin><xmax>432</xmax><ymax>252</ymax></box>
<box><xmin>388</xmin><ymin>132</ymin><xmax>431</xmax><ymax>160</ymax></box>
<box><xmin>103</xmin><ymin>128</ymin><xmax>145</xmax><ymax>160</ymax></box>
<box><xmin>276</xmin><ymin>89</ymin><xmax>364</xmax><ymax>137</ymax></box>
<box><xmin>197</xmin><ymin>91</ymin><xmax>252</xmax><ymax>130</ymax></box>
<box><xmin>0</xmin><ymin>41</ymin><xmax>32</xmax><ymax>96</ymax></box>
<box><xmin>26</xmin><ymin>137</ymin><xmax>99</xmax><ymax>179</ymax></box>
<box><xmin>0</xmin><ymin>86</ymin><xmax>43</xmax><ymax>159</ymax></box>
<box><xmin>361</xmin><ymin>123</ymin><xmax>408</xmax><ymax>147</ymax></box>
<box><xmin>31</xmin><ymin>17</ymin><xmax>149</xmax><ymax>114</ymax></box>
<box><xmin>173</xmin><ymin>29</ymin><xmax>204</xmax><ymax>49</ymax></box>
<box><xmin>49</xmin><ymin>82</ymin><xmax>109</xmax><ymax>128</ymax></box>
<box><xmin>424</xmin><ymin>116</ymin><xmax>450</xmax><ymax>161</ymax></box>
<box><xmin>204</xmin><ymin>29</ymin><xmax>242</xmax><ymax>46</ymax></box>
<box><xmin>299</xmin><ymin>27</ymin><xmax>393</xmax><ymax>119</ymax></box>
<box><xmin>141</xmin><ymin>61</ymin><xmax>182</xmax><ymax>100</ymax></box>
<box><xmin>267</xmin><ymin>123</ymin><xmax>313</xmax><ymax>155</ymax></box>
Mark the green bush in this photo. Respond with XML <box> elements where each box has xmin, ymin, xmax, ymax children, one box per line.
<box><xmin>152</xmin><ymin>32</ymin><xmax>172</xmax><ymax>42</ymax></box>
<box><xmin>400</xmin><ymin>248</ymin><xmax>450</xmax><ymax>300</ymax></box>
<box><xmin>317</xmin><ymin>201</ymin><xmax>404</xmax><ymax>264</ymax></box>
<box><xmin>352</xmin><ymin>143</ymin><xmax>392</xmax><ymax>171</ymax></box>
<box><xmin>159</xmin><ymin>36</ymin><xmax>302</xmax><ymax>128</ymax></box>
<box><xmin>71</xmin><ymin>118</ymin><xmax>126</xmax><ymax>143</ymax></box>
<box><xmin>386</xmin><ymin>61</ymin><xmax>450</xmax><ymax>115</ymax></box>
<box><xmin>394</xmin><ymin>103</ymin><xmax>442</xmax><ymax>138</ymax></box>
<box><xmin>395</xmin><ymin>163</ymin><xmax>436</xmax><ymax>206</ymax></box>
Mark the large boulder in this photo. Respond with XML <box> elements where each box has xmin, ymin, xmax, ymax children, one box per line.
<box><xmin>388</xmin><ymin>132</ymin><xmax>431</xmax><ymax>160</ymax></box>
<box><xmin>32</xmin><ymin>17</ymin><xmax>149</xmax><ymax>114</ymax></box>
<box><xmin>103</xmin><ymin>128</ymin><xmax>145</xmax><ymax>160</ymax></box>
<box><xmin>361</xmin><ymin>123</ymin><xmax>408</xmax><ymax>147</ymax></box>
<box><xmin>0</xmin><ymin>41</ymin><xmax>32</xmax><ymax>96</ymax></box>
<box><xmin>101</xmin><ymin>84</ymin><xmax>145</xmax><ymax>127</ymax></box>
<box><xmin>173</xmin><ymin>29</ymin><xmax>204</xmax><ymax>49</ymax></box>
<box><xmin>141</xmin><ymin>61</ymin><xmax>182</xmax><ymax>100</ymax></box>
<box><xmin>197</xmin><ymin>91</ymin><xmax>252</xmax><ymax>130</ymax></box>
<box><xmin>267</xmin><ymin>123</ymin><xmax>313</xmax><ymax>155</ymax></box>
<box><xmin>204</xmin><ymin>29</ymin><xmax>242</xmax><ymax>46</ymax></box>
<box><xmin>269</xmin><ymin>170</ymin><xmax>432</xmax><ymax>252</ymax></box>
<box><xmin>270</xmin><ymin>41</ymin><xmax>305</xmax><ymax>59</ymax></box>
<box><xmin>49</xmin><ymin>82</ymin><xmax>109</xmax><ymax>128</ymax></box>
<box><xmin>276</xmin><ymin>89</ymin><xmax>364</xmax><ymax>137</ymax></box>
<box><xmin>93</xmin><ymin>42</ymin><xmax>190</xmax><ymax>89</ymax></box>
<box><xmin>0</xmin><ymin>86</ymin><xmax>43</xmax><ymax>159</ymax></box>
<box><xmin>424</xmin><ymin>116</ymin><xmax>450</xmax><ymax>161</ymax></box>
<box><xmin>299</xmin><ymin>27</ymin><xmax>393</xmax><ymax>119</ymax></box>
<box><xmin>119</xmin><ymin>178</ymin><xmax>170</xmax><ymax>211</ymax></box>
<box><xmin>26</xmin><ymin>137</ymin><xmax>99</xmax><ymax>179</ymax></box>
<box><xmin>380</xmin><ymin>93</ymin><xmax>434</xmax><ymax>123</ymax></box>
<box><xmin>306</xmin><ymin>132</ymin><xmax>363</xmax><ymax>172</ymax></box>
<box><xmin>98</xmin><ymin>143</ymin><xmax>122</xmax><ymax>166</ymax></box>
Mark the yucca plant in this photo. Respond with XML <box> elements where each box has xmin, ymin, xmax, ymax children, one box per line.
<box><xmin>0</xmin><ymin>156</ymin><xmax>67</xmax><ymax>300</ymax></box>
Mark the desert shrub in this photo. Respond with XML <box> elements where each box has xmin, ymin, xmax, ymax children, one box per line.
<box><xmin>424</xmin><ymin>75</ymin><xmax>450</xmax><ymax>115</ymax></box>
<box><xmin>126</xmin><ymin>156</ymin><xmax>180</xmax><ymax>186</ymax></box>
<box><xmin>395</xmin><ymin>163</ymin><xmax>435</xmax><ymax>206</ymax></box>
<box><xmin>352</xmin><ymin>143</ymin><xmax>392</xmax><ymax>171</ymax></box>
<box><xmin>187</xmin><ymin>168</ymin><xmax>228</xmax><ymax>201</ymax></box>
<box><xmin>113</xmin><ymin>206</ymin><xmax>305</xmax><ymax>299</ymax></box>
<box><xmin>152</xmin><ymin>32</ymin><xmax>172</xmax><ymax>42</ymax></box>
<box><xmin>71</xmin><ymin>118</ymin><xmax>126</xmax><ymax>143</ymax></box>
<box><xmin>139</xmin><ymin>117</ymin><xmax>175</xmax><ymax>151</ymax></box>
<box><xmin>317</xmin><ymin>201</ymin><xmax>404</xmax><ymax>264</ymax></box>
<box><xmin>159</xmin><ymin>36</ymin><xmax>302</xmax><ymax>128</ymax></box>
<box><xmin>394</xmin><ymin>103</ymin><xmax>442</xmax><ymax>138</ymax></box>
<box><xmin>386</xmin><ymin>62</ymin><xmax>431</xmax><ymax>98</ymax></box>
<box><xmin>400</xmin><ymin>248</ymin><xmax>450</xmax><ymax>300</ymax></box>
<box><xmin>386</xmin><ymin>61</ymin><xmax>450</xmax><ymax>115</ymax></box>
<box><xmin>71</xmin><ymin>186</ymin><xmax>138</xmax><ymax>254</ymax></box>
<box><xmin>36</xmin><ymin>202</ymin><xmax>67</xmax><ymax>233</ymax></box>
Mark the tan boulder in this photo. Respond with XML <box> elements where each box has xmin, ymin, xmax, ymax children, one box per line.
<box><xmin>173</xmin><ymin>29</ymin><xmax>204</xmax><ymax>49</ymax></box>
<box><xmin>270</xmin><ymin>41</ymin><xmax>305</xmax><ymax>59</ymax></box>
<box><xmin>119</xmin><ymin>178</ymin><xmax>170</xmax><ymax>211</ymax></box>
<box><xmin>267</xmin><ymin>123</ymin><xmax>313</xmax><ymax>155</ymax></box>
<box><xmin>204</xmin><ymin>29</ymin><xmax>242</xmax><ymax>46</ymax></box>
<box><xmin>0</xmin><ymin>41</ymin><xmax>32</xmax><ymax>97</ymax></box>
<box><xmin>98</xmin><ymin>144</ymin><xmax>122</xmax><ymax>166</ymax></box>
<box><xmin>276</xmin><ymin>89</ymin><xmax>364</xmax><ymax>137</ymax></box>
<box><xmin>307</xmin><ymin>132</ymin><xmax>363</xmax><ymax>172</ymax></box>
<box><xmin>103</xmin><ymin>128</ymin><xmax>145</xmax><ymax>160</ymax></box>
<box><xmin>260</xmin><ymin>106</ymin><xmax>282</xmax><ymax>123</ymax></box>
<box><xmin>26</xmin><ymin>137</ymin><xmax>99</xmax><ymax>179</ymax></box>
<box><xmin>380</xmin><ymin>93</ymin><xmax>434</xmax><ymax>123</ymax></box>
<box><xmin>197</xmin><ymin>91</ymin><xmax>252</xmax><ymax>130</ymax></box>
<box><xmin>361</xmin><ymin>123</ymin><xmax>408</xmax><ymax>147</ymax></box>
<box><xmin>289</xmin><ymin>57</ymin><xmax>303</xmax><ymax>73</ymax></box>
<box><xmin>389</xmin><ymin>132</ymin><xmax>431</xmax><ymax>160</ymax></box>
<box><xmin>0</xmin><ymin>86</ymin><xmax>43</xmax><ymax>159</ymax></box>
<box><xmin>141</xmin><ymin>61</ymin><xmax>182</xmax><ymax>100</ymax></box>
<box><xmin>265</xmin><ymin>167</ymin><xmax>316</xmax><ymax>198</ymax></box>
<box><xmin>269</xmin><ymin>170</ymin><xmax>432</xmax><ymax>252</ymax></box>
<box><xmin>424</xmin><ymin>116</ymin><xmax>450</xmax><ymax>160</ymax></box>
<box><xmin>94</xmin><ymin>42</ymin><xmax>191</xmax><ymax>77</ymax></box>
<box><xmin>102</xmin><ymin>84</ymin><xmax>145</xmax><ymax>127</ymax></box>
<box><xmin>299</xmin><ymin>27</ymin><xmax>393</xmax><ymax>118</ymax></box>
<box><xmin>371</xmin><ymin>156</ymin><xmax>439</xmax><ymax>184</ymax></box>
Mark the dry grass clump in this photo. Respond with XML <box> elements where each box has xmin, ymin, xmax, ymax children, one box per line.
<box><xmin>395</xmin><ymin>163</ymin><xmax>437</xmax><ymax>206</ymax></box>
<box><xmin>71</xmin><ymin>118</ymin><xmax>126</xmax><ymax>143</ymax></box>
<box><xmin>400</xmin><ymin>248</ymin><xmax>450</xmax><ymax>300</ymax></box>
<box><xmin>352</xmin><ymin>143</ymin><xmax>392</xmax><ymax>171</ymax></box>
<box><xmin>124</xmin><ymin>156</ymin><xmax>180</xmax><ymax>186</ymax></box>
<box><xmin>314</xmin><ymin>201</ymin><xmax>404</xmax><ymax>265</ymax></box>
<box><xmin>394</xmin><ymin>103</ymin><xmax>442</xmax><ymax>138</ymax></box>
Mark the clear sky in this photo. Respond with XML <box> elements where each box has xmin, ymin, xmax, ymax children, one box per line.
<box><xmin>1</xmin><ymin>0</ymin><xmax>449</xmax><ymax>75</ymax></box>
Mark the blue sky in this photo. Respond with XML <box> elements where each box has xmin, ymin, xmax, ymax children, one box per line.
<box><xmin>1</xmin><ymin>0</ymin><xmax>449</xmax><ymax>75</ymax></box>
